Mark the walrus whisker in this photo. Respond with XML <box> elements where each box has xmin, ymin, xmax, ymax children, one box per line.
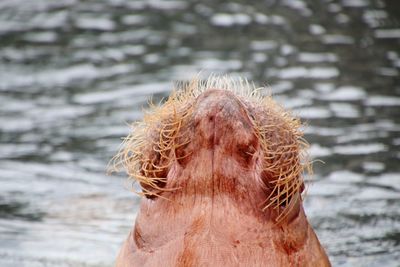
<box><xmin>133</xmin><ymin>175</ymin><xmax>163</xmax><ymax>186</ymax></box>
<box><xmin>149</xmin><ymin>162</ymin><xmax>172</xmax><ymax>170</ymax></box>
<box><xmin>270</xmin><ymin>179</ymin><xmax>302</xmax><ymax>204</ymax></box>
<box><xmin>175</xmin><ymin>151</ymin><xmax>193</xmax><ymax>160</ymax></box>
<box><xmin>271</xmin><ymin>181</ymin><xmax>301</xmax><ymax>207</ymax></box>
<box><xmin>263</xmin><ymin>159</ymin><xmax>300</xmax><ymax>169</ymax></box>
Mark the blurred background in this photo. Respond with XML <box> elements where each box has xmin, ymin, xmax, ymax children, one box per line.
<box><xmin>0</xmin><ymin>0</ymin><xmax>399</xmax><ymax>266</ymax></box>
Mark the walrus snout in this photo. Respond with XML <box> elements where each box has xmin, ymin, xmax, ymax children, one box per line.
<box><xmin>193</xmin><ymin>89</ymin><xmax>258</xmax><ymax>159</ymax></box>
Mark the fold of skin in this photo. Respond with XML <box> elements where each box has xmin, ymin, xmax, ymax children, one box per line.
<box><xmin>116</xmin><ymin>89</ymin><xmax>331</xmax><ymax>267</ymax></box>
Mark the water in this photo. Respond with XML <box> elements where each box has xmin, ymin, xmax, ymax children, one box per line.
<box><xmin>0</xmin><ymin>0</ymin><xmax>399</xmax><ymax>266</ymax></box>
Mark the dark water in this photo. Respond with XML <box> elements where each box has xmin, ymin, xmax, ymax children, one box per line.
<box><xmin>0</xmin><ymin>0</ymin><xmax>399</xmax><ymax>266</ymax></box>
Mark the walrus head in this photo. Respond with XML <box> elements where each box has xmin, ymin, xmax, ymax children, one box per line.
<box><xmin>112</xmin><ymin>76</ymin><xmax>309</xmax><ymax>223</ymax></box>
<box><xmin>111</xmin><ymin>76</ymin><xmax>330</xmax><ymax>266</ymax></box>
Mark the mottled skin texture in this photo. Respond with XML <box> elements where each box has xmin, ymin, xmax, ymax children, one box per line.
<box><xmin>116</xmin><ymin>90</ymin><xmax>331</xmax><ymax>266</ymax></box>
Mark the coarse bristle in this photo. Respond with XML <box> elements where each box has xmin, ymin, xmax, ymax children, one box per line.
<box><xmin>109</xmin><ymin>74</ymin><xmax>311</xmax><ymax>223</ymax></box>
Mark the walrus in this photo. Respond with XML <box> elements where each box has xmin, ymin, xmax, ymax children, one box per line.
<box><xmin>111</xmin><ymin>76</ymin><xmax>331</xmax><ymax>266</ymax></box>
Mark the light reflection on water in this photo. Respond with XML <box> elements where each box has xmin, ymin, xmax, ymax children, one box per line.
<box><xmin>0</xmin><ymin>0</ymin><xmax>399</xmax><ymax>266</ymax></box>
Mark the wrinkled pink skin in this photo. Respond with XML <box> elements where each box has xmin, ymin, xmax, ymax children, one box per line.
<box><xmin>116</xmin><ymin>90</ymin><xmax>331</xmax><ymax>267</ymax></box>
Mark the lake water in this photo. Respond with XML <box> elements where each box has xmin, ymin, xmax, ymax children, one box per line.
<box><xmin>0</xmin><ymin>0</ymin><xmax>399</xmax><ymax>266</ymax></box>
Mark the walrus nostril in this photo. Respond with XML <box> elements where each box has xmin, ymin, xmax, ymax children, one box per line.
<box><xmin>237</xmin><ymin>144</ymin><xmax>254</xmax><ymax>164</ymax></box>
<box><xmin>235</xmin><ymin>134</ymin><xmax>258</xmax><ymax>165</ymax></box>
